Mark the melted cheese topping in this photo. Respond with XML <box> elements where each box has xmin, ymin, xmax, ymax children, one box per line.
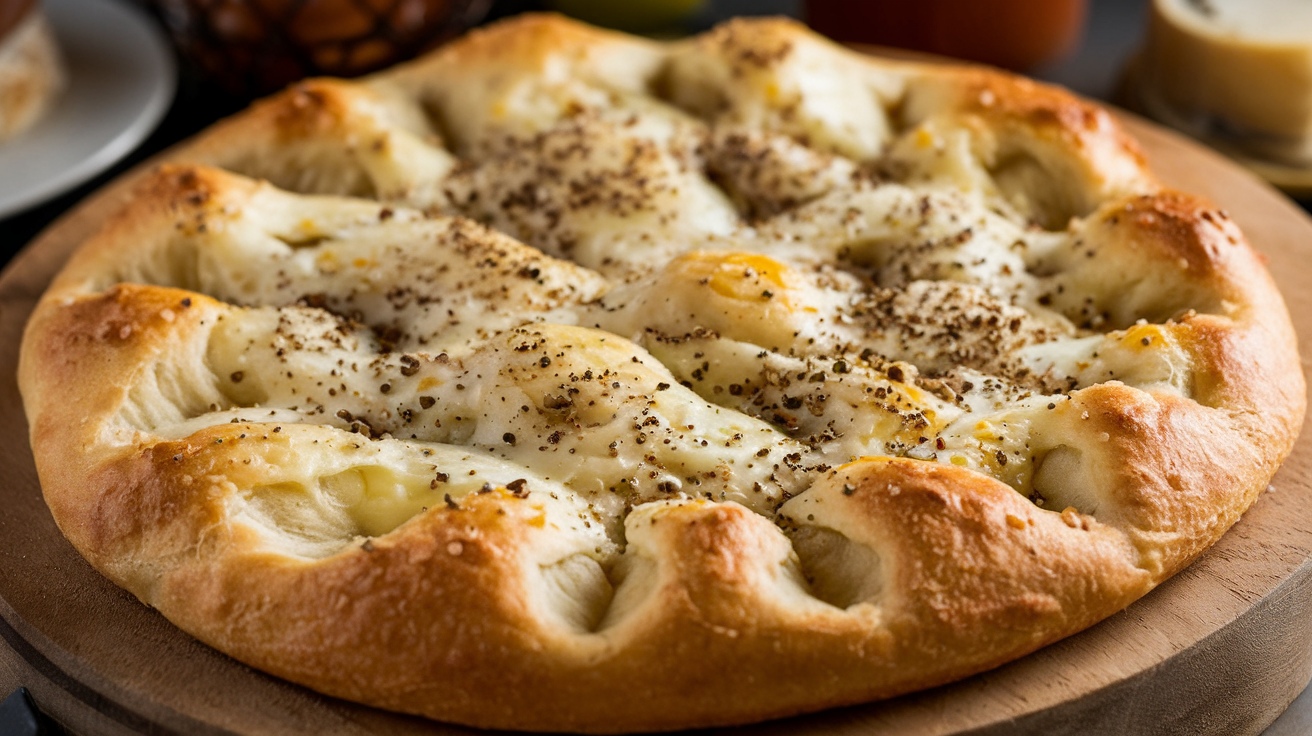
<box><xmin>84</xmin><ymin>20</ymin><xmax>1201</xmax><ymax>558</ymax></box>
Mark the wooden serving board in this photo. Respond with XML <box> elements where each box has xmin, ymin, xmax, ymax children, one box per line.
<box><xmin>1</xmin><ymin>113</ymin><xmax>1311</xmax><ymax>736</ymax></box>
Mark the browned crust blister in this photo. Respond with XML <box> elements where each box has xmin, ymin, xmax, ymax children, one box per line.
<box><xmin>17</xmin><ymin>13</ymin><xmax>1306</xmax><ymax>733</ymax></box>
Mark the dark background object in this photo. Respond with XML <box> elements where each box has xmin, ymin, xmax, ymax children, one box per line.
<box><xmin>806</xmin><ymin>0</ymin><xmax>1088</xmax><ymax>71</ymax></box>
<box><xmin>0</xmin><ymin>0</ymin><xmax>37</xmax><ymax>42</ymax></box>
<box><xmin>153</xmin><ymin>0</ymin><xmax>493</xmax><ymax>96</ymax></box>
<box><xmin>0</xmin><ymin>688</ymin><xmax>62</xmax><ymax>735</ymax></box>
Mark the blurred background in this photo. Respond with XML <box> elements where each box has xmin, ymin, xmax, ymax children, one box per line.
<box><xmin>0</xmin><ymin>0</ymin><xmax>1171</xmax><ymax>250</ymax></box>
<box><xmin>145</xmin><ymin>0</ymin><xmax>1133</xmax><ymax>101</ymax></box>
<box><xmin>0</xmin><ymin>0</ymin><xmax>1168</xmax><ymax>253</ymax></box>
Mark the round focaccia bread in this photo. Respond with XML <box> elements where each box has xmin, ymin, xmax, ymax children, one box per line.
<box><xmin>17</xmin><ymin>13</ymin><xmax>1306</xmax><ymax>734</ymax></box>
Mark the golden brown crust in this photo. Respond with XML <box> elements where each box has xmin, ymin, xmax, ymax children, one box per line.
<box><xmin>18</xmin><ymin>12</ymin><xmax>1306</xmax><ymax>733</ymax></box>
<box><xmin>904</xmin><ymin>65</ymin><xmax>1153</xmax><ymax>206</ymax></box>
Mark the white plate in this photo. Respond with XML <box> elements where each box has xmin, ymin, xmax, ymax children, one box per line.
<box><xmin>0</xmin><ymin>0</ymin><xmax>175</xmax><ymax>218</ymax></box>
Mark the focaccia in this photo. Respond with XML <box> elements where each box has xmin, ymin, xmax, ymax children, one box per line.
<box><xmin>18</xmin><ymin>14</ymin><xmax>1304</xmax><ymax>733</ymax></box>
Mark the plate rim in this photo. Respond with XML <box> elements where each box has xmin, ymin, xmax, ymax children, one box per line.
<box><xmin>0</xmin><ymin>0</ymin><xmax>176</xmax><ymax>219</ymax></box>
